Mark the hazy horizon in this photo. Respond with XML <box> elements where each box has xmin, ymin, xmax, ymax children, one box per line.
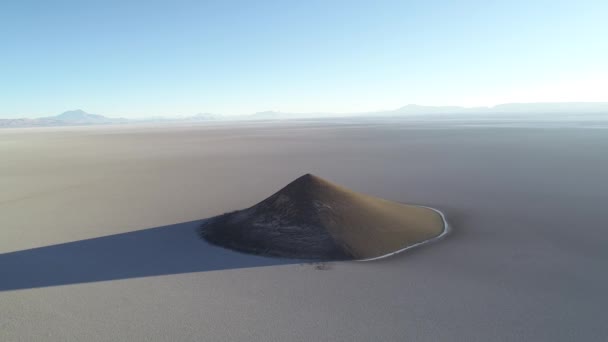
<box><xmin>1</xmin><ymin>0</ymin><xmax>607</xmax><ymax>118</ymax></box>
<box><xmin>1</xmin><ymin>101</ymin><xmax>607</xmax><ymax>121</ymax></box>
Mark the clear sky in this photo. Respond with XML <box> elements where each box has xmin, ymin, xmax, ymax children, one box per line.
<box><xmin>1</xmin><ymin>0</ymin><xmax>607</xmax><ymax>118</ymax></box>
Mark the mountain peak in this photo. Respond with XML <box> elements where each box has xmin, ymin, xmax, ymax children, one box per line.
<box><xmin>64</xmin><ymin>109</ymin><xmax>86</xmax><ymax>114</ymax></box>
<box><xmin>55</xmin><ymin>109</ymin><xmax>104</xmax><ymax>120</ymax></box>
<box><xmin>289</xmin><ymin>173</ymin><xmax>323</xmax><ymax>185</ymax></box>
<box><xmin>272</xmin><ymin>173</ymin><xmax>342</xmax><ymax>201</ymax></box>
<box><xmin>58</xmin><ymin>109</ymin><xmax>89</xmax><ymax>115</ymax></box>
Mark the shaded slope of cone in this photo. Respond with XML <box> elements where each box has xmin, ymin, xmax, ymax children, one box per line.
<box><xmin>200</xmin><ymin>174</ymin><xmax>444</xmax><ymax>260</ymax></box>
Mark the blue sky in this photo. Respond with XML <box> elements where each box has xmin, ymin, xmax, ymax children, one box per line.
<box><xmin>1</xmin><ymin>0</ymin><xmax>607</xmax><ymax>118</ymax></box>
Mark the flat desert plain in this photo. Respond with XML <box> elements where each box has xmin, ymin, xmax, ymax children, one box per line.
<box><xmin>1</xmin><ymin>119</ymin><xmax>607</xmax><ymax>341</ymax></box>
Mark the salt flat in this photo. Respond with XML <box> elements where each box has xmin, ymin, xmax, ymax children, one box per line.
<box><xmin>1</xmin><ymin>120</ymin><xmax>607</xmax><ymax>341</ymax></box>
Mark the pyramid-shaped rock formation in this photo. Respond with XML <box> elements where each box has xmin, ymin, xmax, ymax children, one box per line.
<box><xmin>200</xmin><ymin>174</ymin><xmax>445</xmax><ymax>260</ymax></box>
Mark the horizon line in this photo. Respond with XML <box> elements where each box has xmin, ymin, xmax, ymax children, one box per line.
<box><xmin>4</xmin><ymin>101</ymin><xmax>608</xmax><ymax>120</ymax></box>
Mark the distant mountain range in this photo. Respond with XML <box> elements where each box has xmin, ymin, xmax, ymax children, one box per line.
<box><xmin>385</xmin><ymin>102</ymin><xmax>608</xmax><ymax>115</ymax></box>
<box><xmin>0</xmin><ymin>110</ymin><xmax>128</xmax><ymax>128</ymax></box>
<box><xmin>52</xmin><ymin>109</ymin><xmax>123</xmax><ymax>124</ymax></box>
<box><xmin>2</xmin><ymin>102</ymin><xmax>607</xmax><ymax>128</ymax></box>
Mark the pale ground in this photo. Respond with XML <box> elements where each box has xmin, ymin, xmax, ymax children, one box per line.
<box><xmin>1</xmin><ymin>119</ymin><xmax>607</xmax><ymax>341</ymax></box>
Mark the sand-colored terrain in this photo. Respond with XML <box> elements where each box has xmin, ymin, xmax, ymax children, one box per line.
<box><xmin>201</xmin><ymin>173</ymin><xmax>444</xmax><ymax>260</ymax></box>
<box><xmin>1</xmin><ymin>120</ymin><xmax>608</xmax><ymax>341</ymax></box>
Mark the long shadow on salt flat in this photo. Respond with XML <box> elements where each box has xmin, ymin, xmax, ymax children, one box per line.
<box><xmin>0</xmin><ymin>220</ymin><xmax>301</xmax><ymax>292</ymax></box>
